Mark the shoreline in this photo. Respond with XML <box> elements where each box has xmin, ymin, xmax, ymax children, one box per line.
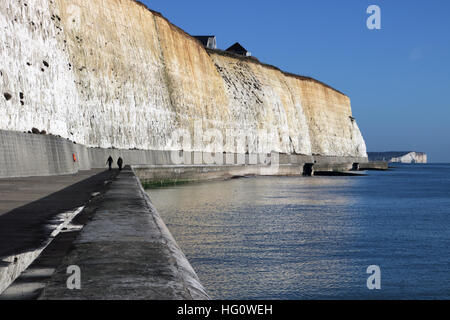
<box><xmin>0</xmin><ymin>161</ymin><xmax>386</xmax><ymax>299</ymax></box>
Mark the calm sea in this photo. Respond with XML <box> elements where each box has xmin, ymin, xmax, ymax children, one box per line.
<box><xmin>148</xmin><ymin>164</ymin><xmax>450</xmax><ymax>300</ymax></box>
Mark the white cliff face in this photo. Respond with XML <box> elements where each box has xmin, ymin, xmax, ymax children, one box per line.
<box><xmin>350</xmin><ymin>120</ymin><xmax>368</xmax><ymax>158</ymax></box>
<box><xmin>0</xmin><ymin>0</ymin><xmax>368</xmax><ymax>158</ymax></box>
<box><xmin>391</xmin><ymin>152</ymin><xmax>427</xmax><ymax>164</ymax></box>
<box><xmin>0</xmin><ymin>0</ymin><xmax>82</xmax><ymax>142</ymax></box>
<box><xmin>368</xmin><ymin>152</ymin><xmax>427</xmax><ymax>164</ymax></box>
<box><xmin>51</xmin><ymin>0</ymin><xmax>177</xmax><ymax>150</ymax></box>
<box><xmin>210</xmin><ymin>53</ymin><xmax>312</xmax><ymax>155</ymax></box>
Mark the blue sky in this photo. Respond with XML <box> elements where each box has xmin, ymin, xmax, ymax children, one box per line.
<box><xmin>142</xmin><ymin>0</ymin><xmax>450</xmax><ymax>162</ymax></box>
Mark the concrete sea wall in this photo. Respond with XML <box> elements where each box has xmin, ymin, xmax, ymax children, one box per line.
<box><xmin>0</xmin><ymin>130</ymin><xmax>79</xmax><ymax>178</ymax></box>
<box><xmin>39</xmin><ymin>168</ymin><xmax>209</xmax><ymax>300</ymax></box>
<box><xmin>0</xmin><ymin>129</ymin><xmax>368</xmax><ymax>179</ymax></box>
<box><xmin>1</xmin><ymin>0</ymin><xmax>367</xmax><ymax>169</ymax></box>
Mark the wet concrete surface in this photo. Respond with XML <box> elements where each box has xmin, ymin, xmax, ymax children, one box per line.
<box><xmin>39</xmin><ymin>168</ymin><xmax>209</xmax><ymax>300</ymax></box>
<box><xmin>0</xmin><ymin>169</ymin><xmax>117</xmax><ymax>260</ymax></box>
<box><xmin>0</xmin><ymin>188</ymin><xmax>109</xmax><ymax>299</ymax></box>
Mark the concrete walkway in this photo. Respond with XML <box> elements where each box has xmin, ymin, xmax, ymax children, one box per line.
<box><xmin>38</xmin><ymin>168</ymin><xmax>209</xmax><ymax>300</ymax></box>
<box><xmin>0</xmin><ymin>169</ymin><xmax>117</xmax><ymax>259</ymax></box>
<box><xmin>0</xmin><ymin>169</ymin><xmax>104</xmax><ymax>216</ymax></box>
<box><xmin>0</xmin><ymin>169</ymin><xmax>119</xmax><ymax>295</ymax></box>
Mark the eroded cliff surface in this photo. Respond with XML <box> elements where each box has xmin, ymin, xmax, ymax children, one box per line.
<box><xmin>0</xmin><ymin>0</ymin><xmax>367</xmax><ymax>158</ymax></box>
<box><xmin>368</xmin><ymin>152</ymin><xmax>427</xmax><ymax>164</ymax></box>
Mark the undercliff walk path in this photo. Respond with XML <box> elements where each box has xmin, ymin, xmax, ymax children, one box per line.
<box><xmin>0</xmin><ymin>168</ymin><xmax>209</xmax><ymax>300</ymax></box>
<box><xmin>0</xmin><ymin>169</ymin><xmax>117</xmax><ymax>260</ymax></box>
<box><xmin>39</xmin><ymin>167</ymin><xmax>209</xmax><ymax>300</ymax></box>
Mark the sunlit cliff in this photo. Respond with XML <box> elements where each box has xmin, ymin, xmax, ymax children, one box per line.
<box><xmin>0</xmin><ymin>0</ymin><xmax>367</xmax><ymax>158</ymax></box>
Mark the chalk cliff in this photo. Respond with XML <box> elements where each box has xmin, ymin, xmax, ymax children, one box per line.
<box><xmin>0</xmin><ymin>0</ymin><xmax>367</xmax><ymax>158</ymax></box>
<box><xmin>368</xmin><ymin>152</ymin><xmax>427</xmax><ymax>164</ymax></box>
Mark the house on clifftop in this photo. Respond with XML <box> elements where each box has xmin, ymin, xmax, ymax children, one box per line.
<box><xmin>226</xmin><ymin>42</ymin><xmax>252</xmax><ymax>57</ymax></box>
<box><xmin>193</xmin><ymin>36</ymin><xmax>217</xmax><ymax>49</ymax></box>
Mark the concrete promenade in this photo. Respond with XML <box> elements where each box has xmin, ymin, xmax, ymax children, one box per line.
<box><xmin>1</xmin><ymin>167</ymin><xmax>208</xmax><ymax>299</ymax></box>
<box><xmin>0</xmin><ymin>169</ymin><xmax>116</xmax><ymax>258</ymax></box>
<box><xmin>0</xmin><ymin>169</ymin><xmax>118</xmax><ymax>295</ymax></box>
<box><xmin>0</xmin><ymin>169</ymin><xmax>109</xmax><ymax>217</ymax></box>
<box><xmin>39</xmin><ymin>168</ymin><xmax>209</xmax><ymax>300</ymax></box>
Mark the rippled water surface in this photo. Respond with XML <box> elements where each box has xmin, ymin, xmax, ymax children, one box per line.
<box><xmin>148</xmin><ymin>164</ymin><xmax>450</xmax><ymax>299</ymax></box>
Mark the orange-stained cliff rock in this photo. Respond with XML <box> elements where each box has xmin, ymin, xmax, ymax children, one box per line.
<box><xmin>0</xmin><ymin>0</ymin><xmax>367</xmax><ymax>158</ymax></box>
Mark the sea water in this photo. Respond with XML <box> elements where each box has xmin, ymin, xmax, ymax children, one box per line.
<box><xmin>148</xmin><ymin>164</ymin><xmax>450</xmax><ymax>299</ymax></box>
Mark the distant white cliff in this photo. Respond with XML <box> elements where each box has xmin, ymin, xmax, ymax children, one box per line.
<box><xmin>368</xmin><ymin>152</ymin><xmax>428</xmax><ymax>164</ymax></box>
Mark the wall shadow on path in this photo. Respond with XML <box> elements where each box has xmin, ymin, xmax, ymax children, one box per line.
<box><xmin>0</xmin><ymin>170</ymin><xmax>118</xmax><ymax>259</ymax></box>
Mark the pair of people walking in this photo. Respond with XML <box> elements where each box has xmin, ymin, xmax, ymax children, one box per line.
<box><xmin>106</xmin><ymin>156</ymin><xmax>124</xmax><ymax>171</ymax></box>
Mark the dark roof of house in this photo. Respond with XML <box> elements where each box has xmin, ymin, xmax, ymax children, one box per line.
<box><xmin>193</xmin><ymin>36</ymin><xmax>215</xmax><ymax>47</ymax></box>
<box><xmin>226</xmin><ymin>42</ymin><xmax>249</xmax><ymax>54</ymax></box>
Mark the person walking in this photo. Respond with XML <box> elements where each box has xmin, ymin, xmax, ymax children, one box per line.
<box><xmin>106</xmin><ymin>156</ymin><xmax>113</xmax><ymax>171</ymax></box>
<box><xmin>117</xmin><ymin>157</ymin><xmax>124</xmax><ymax>171</ymax></box>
